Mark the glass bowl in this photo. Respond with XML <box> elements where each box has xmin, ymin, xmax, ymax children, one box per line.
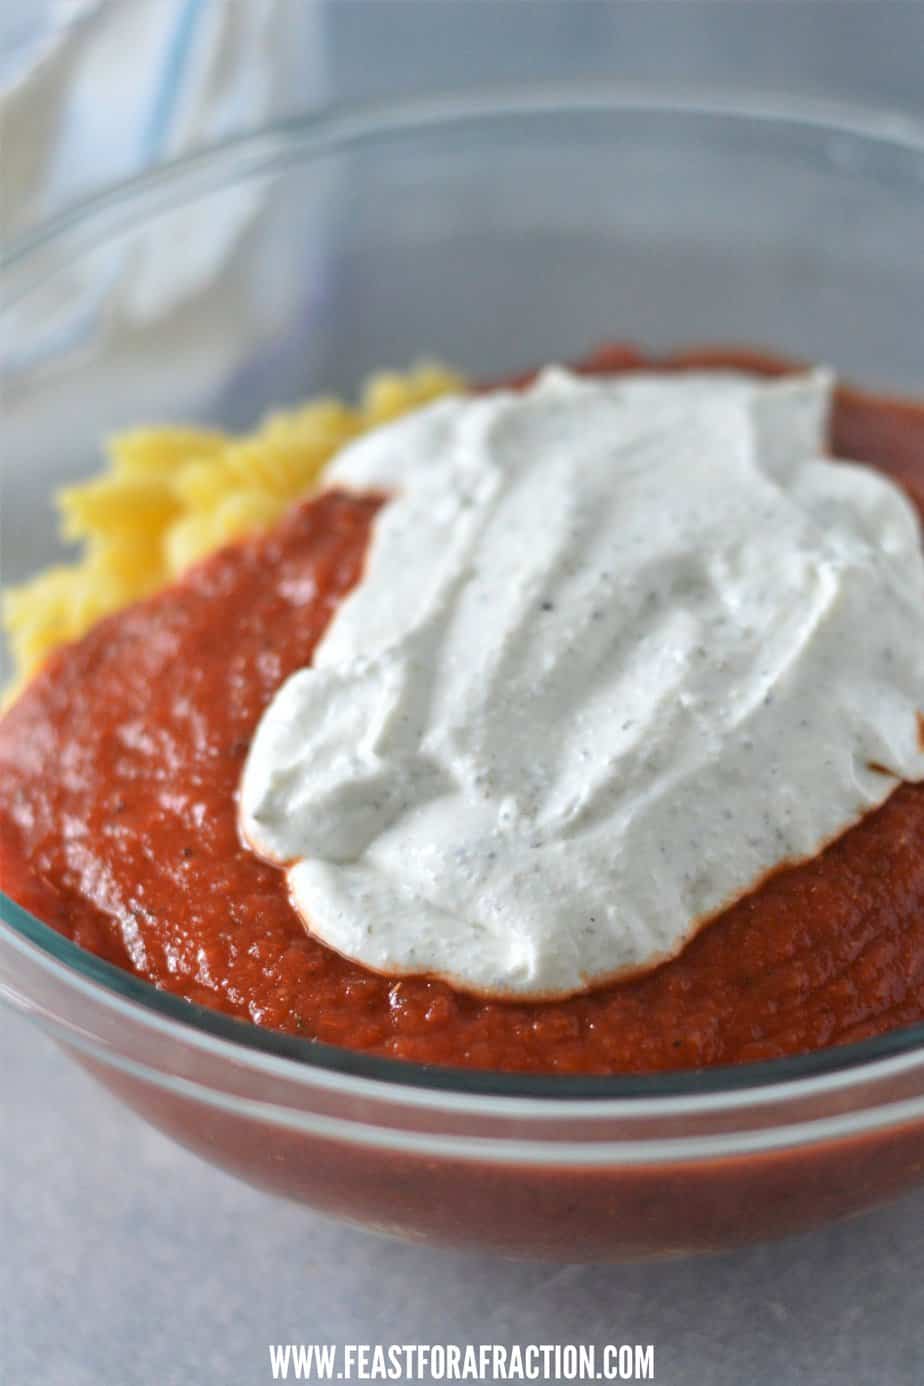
<box><xmin>3</xmin><ymin>85</ymin><xmax>924</xmax><ymax>1261</ymax></box>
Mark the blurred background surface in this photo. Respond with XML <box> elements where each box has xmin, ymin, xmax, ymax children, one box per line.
<box><xmin>5</xmin><ymin>0</ymin><xmax>924</xmax><ymax>235</ymax></box>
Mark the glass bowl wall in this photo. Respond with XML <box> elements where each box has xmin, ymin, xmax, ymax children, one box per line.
<box><xmin>3</xmin><ymin>87</ymin><xmax>924</xmax><ymax>1258</ymax></box>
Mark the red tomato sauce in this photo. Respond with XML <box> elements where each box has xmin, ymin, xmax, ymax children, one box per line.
<box><xmin>3</xmin><ymin>346</ymin><xmax>924</xmax><ymax>1075</ymax></box>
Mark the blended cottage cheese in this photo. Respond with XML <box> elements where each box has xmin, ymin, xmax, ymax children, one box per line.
<box><xmin>240</xmin><ymin>368</ymin><xmax>924</xmax><ymax>999</ymax></box>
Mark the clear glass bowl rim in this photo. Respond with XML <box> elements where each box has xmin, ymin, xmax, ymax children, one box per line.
<box><xmin>4</xmin><ymin>81</ymin><xmax>924</xmax><ymax>1127</ymax></box>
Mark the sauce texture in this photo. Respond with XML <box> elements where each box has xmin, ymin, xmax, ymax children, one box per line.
<box><xmin>3</xmin><ymin>346</ymin><xmax>924</xmax><ymax>1074</ymax></box>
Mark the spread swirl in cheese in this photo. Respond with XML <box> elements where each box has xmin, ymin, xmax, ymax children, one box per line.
<box><xmin>241</xmin><ymin>368</ymin><xmax>924</xmax><ymax>998</ymax></box>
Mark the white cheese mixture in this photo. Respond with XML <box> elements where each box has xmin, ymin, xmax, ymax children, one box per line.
<box><xmin>240</xmin><ymin>368</ymin><xmax>924</xmax><ymax>999</ymax></box>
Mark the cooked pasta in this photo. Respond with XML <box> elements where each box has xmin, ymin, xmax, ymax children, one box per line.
<box><xmin>3</xmin><ymin>361</ymin><xmax>464</xmax><ymax>694</ymax></box>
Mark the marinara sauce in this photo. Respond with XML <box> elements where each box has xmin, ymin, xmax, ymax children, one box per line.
<box><xmin>3</xmin><ymin>346</ymin><xmax>924</xmax><ymax>1075</ymax></box>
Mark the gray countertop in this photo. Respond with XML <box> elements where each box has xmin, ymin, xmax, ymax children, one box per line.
<box><xmin>3</xmin><ymin>1006</ymin><xmax>923</xmax><ymax>1386</ymax></box>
